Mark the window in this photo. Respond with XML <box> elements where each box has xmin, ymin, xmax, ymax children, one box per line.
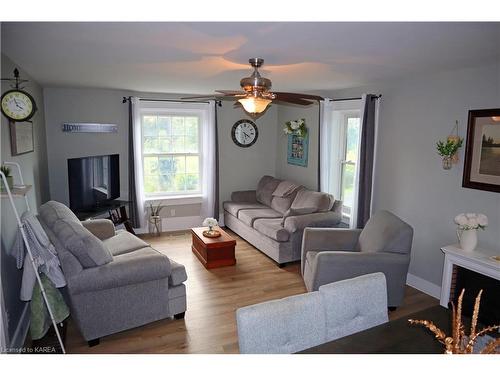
<box><xmin>141</xmin><ymin>113</ymin><xmax>201</xmax><ymax>197</ymax></box>
<box><xmin>339</xmin><ymin>114</ymin><xmax>361</xmax><ymax>222</ymax></box>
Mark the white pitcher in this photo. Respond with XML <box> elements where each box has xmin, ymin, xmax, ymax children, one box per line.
<box><xmin>457</xmin><ymin>228</ymin><xmax>478</xmax><ymax>252</ymax></box>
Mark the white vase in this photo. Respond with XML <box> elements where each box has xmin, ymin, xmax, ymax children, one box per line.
<box><xmin>457</xmin><ymin>229</ymin><xmax>478</xmax><ymax>252</ymax></box>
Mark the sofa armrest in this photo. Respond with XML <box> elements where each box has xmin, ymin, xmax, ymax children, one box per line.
<box><xmin>168</xmin><ymin>259</ymin><xmax>187</xmax><ymax>286</ymax></box>
<box><xmin>81</xmin><ymin>219</ymin><xmax>116</xmax><ymax>240</ymax></box>
<box><xmin>284</xmin><ymin>211</ymin><xmax>342</xmax><ymax>234</ymax></box>
<box><xmin>68</xmin><ymin>248</ymin><xmax>171</xmax><ymax>295</ymax></box>
<box><xmin>231</xmin><ymin>190</ymin><xmax>257</xmax><ymax>203</ymax></box>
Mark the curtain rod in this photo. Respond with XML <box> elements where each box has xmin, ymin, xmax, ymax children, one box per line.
<box><xmin>122</xmin><ymin>96</ymin><xmax>221</xmax><ymax>105</ymax></box>
<box><xmin>329</xmin><ymin>94</ymin><xmax>382</xmax><ymax>102</ymax></box>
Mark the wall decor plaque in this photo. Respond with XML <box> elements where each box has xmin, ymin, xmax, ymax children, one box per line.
<box><xmin>62</xmin><ymin>123</ymin><xmax>118</xmax><ymax>133</ymax></box>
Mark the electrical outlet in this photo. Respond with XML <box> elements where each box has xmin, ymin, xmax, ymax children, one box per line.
<box><xmin>170</xmin><ymin>209</ymin><xmax>176</xmax><ymax>217</ymax></box>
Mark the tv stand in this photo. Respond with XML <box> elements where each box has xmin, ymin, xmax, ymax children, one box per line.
<box><xmin>75</xmin><ymin>200</ymin><xmax>135</xmax><ymax>235</ymax></box>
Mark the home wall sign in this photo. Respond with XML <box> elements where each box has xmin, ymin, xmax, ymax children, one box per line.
<box><xmin>62</xmin><ymin>123</ymin><xmax>118</xmax><ymax>133</ymax></box>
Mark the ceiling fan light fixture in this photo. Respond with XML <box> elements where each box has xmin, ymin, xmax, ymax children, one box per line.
<box><xmin>238</xmin><ymin>97</ymin><xmax>272</xmax><ymax>115</ymax></box>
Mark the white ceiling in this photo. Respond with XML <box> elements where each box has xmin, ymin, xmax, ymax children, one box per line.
<box><xmin>1</xmin><ymin>22</ymin><xmax>499</xmax><ymax>94</ymax></box>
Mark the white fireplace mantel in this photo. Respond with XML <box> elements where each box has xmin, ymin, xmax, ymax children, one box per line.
<box><xmin>440</xmin><ymin>244</ymin><xmax>500</xmax><ymax>307</ymax></box>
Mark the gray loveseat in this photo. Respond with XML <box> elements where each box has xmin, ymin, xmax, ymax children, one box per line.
<box><xmin>38</xmin><ymin>200</ymin><xmax>187</xmax><ymax>345</ymax></box>
<box><xmin>224</xmin><ymin>175</ymin><xmax>342</xmax><ymax>266</ymax></box>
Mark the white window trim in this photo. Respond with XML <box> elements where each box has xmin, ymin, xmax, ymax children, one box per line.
<box><xmin>139</xmin><ymin>106</ymin><xmax>206</xmax><ymax>199</ymax></box>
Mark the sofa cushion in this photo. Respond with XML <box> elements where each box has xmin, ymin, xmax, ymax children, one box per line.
<box><xmin>238</xmin><ymin>208</ymin><xmax>283</xmax><ymax>226</ymax></box>
<box><xmin>272</xmin><ymin>180</ymin><xmax>302</xmax><ymax>198</ymax></box>
<box><xmin>53</xmin><ymin>219</ymin><xmax>113</xmax><ymax>268</ymax></box>
<box><xmin>253</xmin><ymin>218</ymin><xmax>290</xmax><ymax>242</ymax></box>
<box><xmin>39</xmin><ymin>200</ymin><xmax>81</xmax><ymax>228</ymax></box>
<box><xmin>223</xmin><ymin>201</ymin><xmax>267</xmax><ymax>217</ymax></box>
<box><xmin>357</xmin><ymin>210</ymin><xmax>413</xmax><ymax>254</ymax></box>
<box><xmin>270</xmin><ymin>191</ymin><xmax>299</xmax><ymax>215</ymax></box>
<box><xmin>256</xmin><ymin>176</ymin><xmax>281</xmax><ymax>206</ymax></box>
<box><xmin>291</xmin><ymin>188</ymin><xmax>334</xmax><ymax>212</ymax></box>
<box><xmin>103</xmin><ymin>231</ymin><xmax>149</xmax><ymax>256</ymax></box>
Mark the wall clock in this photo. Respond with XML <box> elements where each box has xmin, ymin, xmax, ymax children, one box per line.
<box><xmin>231</xmin><ymin>119</ymin><xmax>258</xmax><ymax>148</ymax></box>
<box><xmin>1</xmin><ymin>89</ymin><xmax>37</xmax><ymax>122</ymax></box>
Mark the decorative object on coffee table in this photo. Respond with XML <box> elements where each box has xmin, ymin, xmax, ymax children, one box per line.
<box><xmin>202</xmin><ymin>217</ymin><xmax>221</xmax><ymax>238</ymax></box>
<box><xmin>462</xmin><ymin>108</ymin><xmax>500</xmax><ymax>193</ymax></box>
<box><xmin>191</xmin><ymin>226</ymin><xmax>236</xmax><ymax>269</ymax></box>
<box><xmin>148</xmin><ymin>201</ymin><xmax>164</xmax><ymax>236</ymax></box>
<box><xmin>454</xmin><ymin>213</ymin><xmax>488</xmax><ymax>252</ymax></box>
<box><xmin>409</xmin><ymin>289</ymin><xmax>500</xmax><ymax>354</ymax></box>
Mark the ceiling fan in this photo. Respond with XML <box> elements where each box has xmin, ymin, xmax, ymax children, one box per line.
<box><xmin>182</xmin><ymin>58</ymin><xmax>323</xmax><ymax>116</ymax></box>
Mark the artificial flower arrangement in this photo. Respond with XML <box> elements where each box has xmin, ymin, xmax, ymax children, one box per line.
<box><xmin>283</xmin><ymin>118</ymin><xmax>308</xmax><ymax>138</ymax></box>
<box><xmin>203</xmin><ymin>217</ymin><xmax>218</xmax><ymax>231</ymax></box>
<box><xmin>454</xmin><ymin>213</ymin><xmax>488</xmax><ymax>230</ymax></box>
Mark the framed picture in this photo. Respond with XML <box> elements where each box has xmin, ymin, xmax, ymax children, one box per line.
<box><xmin>10</xmin><ymin>120</ymin><xmax>34</xmax><ymax>156</ymax></box>
<box><xmin>287</xmin><ymin>133</ymin><xmax>308</xmax><ymax>167</ymax></box>
<box><xmin>462</xmin><ymin>108</ymin><xmax>500</xmax><ymax>193</ymax></box>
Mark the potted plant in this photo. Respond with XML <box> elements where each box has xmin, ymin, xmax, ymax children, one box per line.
<box><xmin>202</xmin><ymin>217</ymin><xmax>220</xmax><ymax>238</ymax></box>
<box><xmin>0</xmin><ymin>165</ymin><xmax>14</xmax><ymax>192</ymax></box>
<box><xmin>148</xmin><ymin>201</ymin><xmax>164</xmax><ymax>236</ymax></box>
<box><xmin>436</xmin><ymin>137</ymin><xmax>463</xmax><ymax>170</ymax></box>
<box><xmin>283</xmin><ymin>118</ymin><xmax>308</xmax><ymax>138</ymax></box>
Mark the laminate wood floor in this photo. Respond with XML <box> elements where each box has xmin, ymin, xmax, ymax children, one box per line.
<box><xmin>65</xmin><ymin>229</ymin><xmax>439</xmax><ymax>354</ymax></box>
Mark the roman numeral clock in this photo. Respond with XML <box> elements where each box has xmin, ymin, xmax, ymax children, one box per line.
<box><xmin>231</xmin><ymin>119</ymin><xmax>259</xmax><ymax>148</ymax></box>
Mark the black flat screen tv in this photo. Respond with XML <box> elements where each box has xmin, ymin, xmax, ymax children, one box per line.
<box><xmin>68</xmin><ymin>154</ymin><xmax>120</xmax><ymax>212</ymax></box>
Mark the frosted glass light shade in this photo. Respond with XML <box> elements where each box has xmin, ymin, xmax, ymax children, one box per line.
<box><xmin>238</xmin><ymin>97</ymin><xmax>272</xmax><ymax>114</ymax></box>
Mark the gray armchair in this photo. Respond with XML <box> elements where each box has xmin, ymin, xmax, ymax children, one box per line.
<box><xmin>301</xmin><ymin>210</ymin><xmax>413</xmax><ymax>308</ymax></box>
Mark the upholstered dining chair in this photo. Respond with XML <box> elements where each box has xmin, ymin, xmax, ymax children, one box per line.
<box><xmin>236</xmin><ymin>273</ymin><xmax>389</xmax><ymax>354</ymax></box>
<box><xmin>301</xmin><ymin>210</ymin><xmax>413</xmax><ymax>308</ymax></box>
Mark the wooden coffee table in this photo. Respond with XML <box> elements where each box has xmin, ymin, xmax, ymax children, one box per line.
<box><xmin>191</xmin><ymin>227</ymin><xmax>236</xmax><ymax>269</ymax></box>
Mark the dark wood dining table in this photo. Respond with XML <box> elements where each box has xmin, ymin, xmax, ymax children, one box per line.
<box><xmin>298</xmin><ymin>305</ymin><xmax>451</xmax><ymax>354</ymax></box>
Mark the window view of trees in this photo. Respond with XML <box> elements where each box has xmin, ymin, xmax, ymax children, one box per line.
<box><xmin>142</xmin><ymin>115</ymin><xmax>200</xmax><ymax>195</ymax></box>
<box><xmin>341</xmin><ymin>116</ymin><xmax>360</xmax><ymax>218</ymax></box>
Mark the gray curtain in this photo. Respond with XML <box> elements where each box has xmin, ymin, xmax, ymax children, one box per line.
<box><xmin>356</xmin><ymin>94</ymin><xmax>378</xmax><ymax>228</ymax></box>
<box><xmin>213</xmin><ymin>101</ymin><xmax>220</xmax><ymax>220</ymax></box>
<box><xmin>127</xmin><ymin>97</ymin><xmax>140</xmax><ymax>228</ymax></box>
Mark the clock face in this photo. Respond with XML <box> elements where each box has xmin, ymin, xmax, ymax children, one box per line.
<box><xmin>231</xmin><ymin>119</ymin><xmax>258</xmax><ymax>148</ymax></box>
<box><xmin>1</xmin><ymin>90</ymin><xmax>36</xmax><ymax>122</ymax></box>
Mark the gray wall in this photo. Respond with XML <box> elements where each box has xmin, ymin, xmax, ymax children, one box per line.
<box><xmin>322</xmin><ymin>62</ymin><xmax>500</xmax><ymax>287</ymax></box>
<box><xmin>275</xmin><ymin>103</ymin><xmax>319</xmax><ymax>191</ymax></box>
<box><xmin>1</xmin><ymin>53</ymin><xmax>50</xmax><ymax>346</ymax></box>
<box><xmin>43</xmin><ymin>87</ymin><xmax>278</xmax><ymax>220</ymax></box>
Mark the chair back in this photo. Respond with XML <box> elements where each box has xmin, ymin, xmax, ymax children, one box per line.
<box><xmin>236</xmin><ymin>273</ymin><xmax>388</xmax><ymax>354</ymax></box>
<box><xmin>357</xmin><ymin>210</ymin><xmax>413</xmax><ymax>254</ymax></box>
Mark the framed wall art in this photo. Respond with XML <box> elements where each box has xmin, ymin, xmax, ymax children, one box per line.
<box><xmin>287</xmin><ymin>133</ymin><xmax>309</xmax><ymax>167</ymax></box>
<box><xmin>462</xmin><ymin>108</ymin><xmax>500</xmax><ymax>193</ymax></box>
<box><xmin>10</xmin><ymin>120</ymin><xmax>34</xmax><ymax>156</ymax></box>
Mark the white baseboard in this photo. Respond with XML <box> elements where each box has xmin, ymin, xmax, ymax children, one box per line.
<box><xmin>10</xmin><ymin>302</ymin><xmax>30</xmax><ymax>350</ymax></box>
<box><xmin>406</xmin><ymin>273</ymin><xmax>441</xmax><ymax>299</ymax></box>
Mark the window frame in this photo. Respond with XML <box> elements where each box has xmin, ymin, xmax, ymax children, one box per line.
<box><xmin>139</xmin><ymin>107</ymin><xmax>204</xmax><ymax>200</ymax></box>
<box><xmin>338</xmin><ymin>110</ymin><xmax>361</xmax><ymax>224</ymax></box>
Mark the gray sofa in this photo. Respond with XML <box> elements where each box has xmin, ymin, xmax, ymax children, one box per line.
<box><xmin>236</xmin><ymin>273</ymin><xmax>388</xmax><ymax>353</ymax></box>
<box><xmin>224</xmin><ymin>175</ymin><xmax>342</xmax><ymax>266</ymax></box>
<box><xmin>38</xmin><ymin>200</ymin><xmax>187</xmax><ymax>345</ymax></box>
<box><xmin>301</xmin><ymin>210</ymin><xmax>413</xmax><ymax>307</ymax></box>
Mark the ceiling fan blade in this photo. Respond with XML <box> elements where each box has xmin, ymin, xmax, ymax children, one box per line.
<box><xmin>273</xmin><ymin>92</ymin><xmax>323</xmax><ymax>101</ymax></box>
<box><xmin>216</xmin><ymin>90</ymin><xmax>247</xmax><ymax>96</ymax></box>
<box><xmin>274</xmin><ymin>97</ymin><xmax>315</xmax><ymax>106</ymax></box>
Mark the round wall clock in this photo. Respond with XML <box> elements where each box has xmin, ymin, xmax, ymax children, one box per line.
<box><xmin>231</xmin><ymin>119</ymin><xmax>258</xmax><ymax>148</ymax></box>
<box><xmin>1</xmin><ymin>89</ymin><xmax>37</xmax><ymax>122</ymax></box>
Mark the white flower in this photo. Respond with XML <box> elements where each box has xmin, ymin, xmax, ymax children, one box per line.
<box><xmin>203</xmin><ymin>217</ymin><xmax>218</xmax><ymax>227</ymax></box>
<box><xmin>467</xmin><ymin>217</ymin><xmax>478</xmax><ymax>228</ymax></box>
<box><xmin>298</xmin><ymin>119</ymin><xmax>304</xmax><ymax>126</ymax></box>
<box><xmin>290</xmin><ymin>121</ymin><xmax>299</xmax><ymax>130</ymax></box>
<box><xmin>465</xmin><ymin>213</ymin><xmax>477</xmax><ymax>219</ymax></box>
<box><xmin>454</xmin><ymin>214</ymin><xmax>468</xmax><ymax>226</ymax></box>
<box><xmin>477</xmin><ymin>214</ymin><xmax>488</xmax><ymax>227</ymax></box>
